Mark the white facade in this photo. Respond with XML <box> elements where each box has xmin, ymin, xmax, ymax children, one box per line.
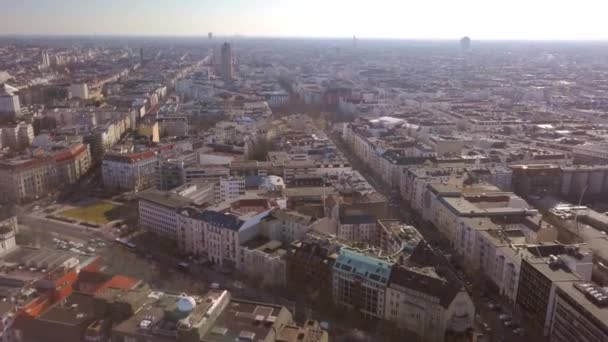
<box><xmin>102</xmin><ymin>153</ymin><xmax>158</xmax><ymax>191</ymax></box>
<box><xmin>139</xmin><ymin>198</ymin><xmax>181</xmax><ymax>238</ymax></box>
<box><xmin>215</xmin><ymin>177</ymin><xmax>245</xmax><ymax>203</ymax></box>
<box><xmin>337</xmin><ymin>218</ymin><xmax>377</xmax><ymax>244</ymax></box>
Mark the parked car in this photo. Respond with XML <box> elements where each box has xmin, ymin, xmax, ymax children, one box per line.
<box><xmin>499</xmin><ymin>314</ymin><xmax>511</xmax><ymax>321</ymax></box>
<box><xmin>513</xmin><ymin>328</ymin><xmax>524</xmax><ymax>335</ymax></box>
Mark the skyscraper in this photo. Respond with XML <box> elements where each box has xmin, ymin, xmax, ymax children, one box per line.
<box><xmin>140</xmin><ymin>48</ymin><xmax>144</xmax><ymax>65</ymax></box>
<box><xmin>460</xmin><ymin>36</ymin><xmax>471</xmax><ymax>52</ymax></box>
<box><xmin>208</xmin><ymin>32</ymin><xmax>213</xmax><ymax>40</ymax></box>
<box><xmin>220</xmin><ymin>42</ymin><xmax>233</xmax><ymax>82</ymax></box>
<box><xmin>40</xmin><ymin>50</ymin><xmax>50</xmax><ymax>69</ymax></box>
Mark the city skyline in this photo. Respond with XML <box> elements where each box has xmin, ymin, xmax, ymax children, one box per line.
<box><xmin>2</xmin><ymin>0</ymin><xmax>608</xmax><ymax>40</ymax></box>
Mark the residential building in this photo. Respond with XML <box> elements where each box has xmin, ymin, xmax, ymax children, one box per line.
<box><xmin>385</xmin><ymin>265</ymin><xmax>475</xmax><ymax>342</ymax></box>
<box><xmin>337</xmin><ymin>214</ymin><xmax>378</xmax><ymax>244</ymax></box>
<box><xmin>286</xmin><ymin>233</ymin><xmax>340</xmax><ymax>305</ymax></box>
<box><xmin>239</xmin><ymin>236</ymin><xmax>287</xmax><ymax>287</ymax></box>
<box><xmin>0</xmin><ymin>142</ymin><xmax>91</xmax><ymax>203</ymax></box>
<box><xmin>550</xmin><ymin>281</ymin><xmax>608</xmax><ymax>342</ymax></box>
<box><xmin>102</xmin><ymin>149</ymin><xmax>159</xmax><ymax>191</ymax></box>
<box><xmin>516</xmin><ymin>245</ymin><xmax>593</xmax><ymax>336</ymax></box>
<box><xmin>1</xmin><ymin>122</ymin><xmax>34</xmax><ymax>150</ymax></box>
<box><xmin>138</xmin><ymin>188</ymin><xmax>193</xmax><ymax>238</ymax></box>
<box><xmin>215</xmin><ymin>177</ymin><xmax>245</xmax><ymax>203</ymax></box>
<box><xmin>332</xmin><ymin>248</ymin><xmax>393</xmax><ymax>318</ymax></box>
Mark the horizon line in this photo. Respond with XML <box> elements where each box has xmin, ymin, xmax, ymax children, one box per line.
<box><xmin>2</xmin><ymin>33</ymin><xmax>608</xmax><ymax>43</ymax></box>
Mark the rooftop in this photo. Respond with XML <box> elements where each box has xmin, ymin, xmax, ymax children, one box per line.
<box><xmin>202</xmin><ymin>299</ymin><xmax>289</xmax><ymax>342</ymax></box>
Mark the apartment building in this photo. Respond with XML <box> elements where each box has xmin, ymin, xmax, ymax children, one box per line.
<box><xmin>516</xmin><ymin>245</ymin><xmax>593</xmax><ymax>336</ymax></box>
<box><xmin>215</xmin><ymin>177</ymin><xmax>245</xmax><ymax>203</ymax></box>
<box><xmin>0</xmin><ymin>142</ymin><xmax>91</xmax><ymax>203</ymax></box>
<box><xmin>385</xmin><ymin>265</ymin><xmax>475</xmax><ymax>342</ymax></box>
<box><xmin>102</xmin><ymin>150</ymin><xmax>159</xmax><ymax>191</ymax></box>
<box><xmin>332</xmin><ymin>248</ymin><xmax>393</xmax><ymax>318</ymax></box>
<box><xmin>0</xmin><ymin>122</ymin><xmax>34</xmax><ymax>151</ymax></box>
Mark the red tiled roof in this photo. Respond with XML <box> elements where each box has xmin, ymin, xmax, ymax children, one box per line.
<box><xmin>99</xmin><ymin>275</ymin><xmax>139</xmax><ymax>291</ymax></box>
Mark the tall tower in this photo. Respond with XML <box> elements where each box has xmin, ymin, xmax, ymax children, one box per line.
<box><xmin>220</xmin><ymin>42</ymin><xmax>233</xmax><ymax>82</ymax></box>
<box><xmin>353</xmin><ymin>35</ymin><xmax>357</xmax><ymax>48</ymax></box>
<box><xmin>140</xmin><ymin>48</ymin><xmax>144</xmax><ymax>65</ymax></box>
<box><xmin>208</xmin><ymin>32</ymin><xmax>213</xmax><ymax>40</ymax></box>
<box><xmin>460</xmin><ymin>36</ymin><xmax>471</xmax><ymax>52</ymax></box>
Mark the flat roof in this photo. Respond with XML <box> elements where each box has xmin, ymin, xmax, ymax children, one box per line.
<box><xmin>137</xmin><ymin>189</ymin><xmax>193</xmax><ymax>209</ymax></box>
<box><xmin>202</xmin><ymin>299</ymin><xmax>287</xmax><ymax>341</ymax></box>
<box><xmin>38</xmin><ymin>292</ymin><xmax>96</xmax><ymax>326</ymax></box>
<box><xmin>555</xmin><ymin>281</ymin><xmax>608</xmax><ymax>326</ymax></box>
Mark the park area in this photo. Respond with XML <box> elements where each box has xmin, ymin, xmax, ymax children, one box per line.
<box><xmin>59</xmin><ymin>201</ymin><xmax>127</xmax><ymax>225</ymax></box>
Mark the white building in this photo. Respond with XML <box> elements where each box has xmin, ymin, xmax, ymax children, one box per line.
<box><xmin>137</xmin><ymin>189</ymin><xmax>193</xmax><ymax>238</ymax></box>
<box><xmin>215</xmin><ymin>177</ymin><xmax>245</xmax><ymax>203</ymax></box>
<box><xmin>102</xmin><ymin>150</ymin><xmax>159</xmax><ymax>191</ymax></box>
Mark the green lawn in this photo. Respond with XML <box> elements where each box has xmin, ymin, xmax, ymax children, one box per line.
<box><xmin>60</xmin><ymin>202</ymin><xmax>124</xmax><ymax>224</ymax></box>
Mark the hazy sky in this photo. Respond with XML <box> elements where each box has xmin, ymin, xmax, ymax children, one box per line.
<box><xmin>1</xmin><ymin>0</ymin><xmax>607</xmax><ymax>40</ymax></box>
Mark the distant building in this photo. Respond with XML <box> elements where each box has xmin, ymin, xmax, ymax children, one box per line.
<box><xmin>1</xmin><ymin>122</ymin><xmax>34</xmax><ymax>150</ymax></box>
<box><xmin>137</xmin><ymin>121</ymin><xmax>160</xmax><ymax>143</ymax></box>
<box><xmin>69</xmin><ymin>83</ymin><xmax>89</xmax><ymax>100</ymax></box>
<box><xmin>40</xmin><ymin>50</ymin><xmax>51</xmax><ymax>68</ymax></box>
<box><xmin>460</xmin><ymin>36</ymin><xmax>471</xmax><ymax>51</ymax></box>
<box><xmin>0</xmin><ymin>84</ymin><xmax>21</xmax><ymax>119</ymax></box>
<box><xmin>221</xmin><ymin>42</ymin><xmax>233</xmax><ymax>82</ymax></box>
<box><xmin>216</xmin><ymin>177</ymin><xmax>245</xmax><ymax>203</ymax></box>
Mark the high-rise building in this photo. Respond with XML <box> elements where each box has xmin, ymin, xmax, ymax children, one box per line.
<box><xmin>208</xmin><ymin>32</ymin><xmax>213</xmax><ymax>40</ymax></box>
<box><xmin>139</xmin><ymin>47</ymin><xmax>144</xmax><ymax>65</ymax></box>
<box><xmin>220</xmin><ymin>42</ymin><xmax>233</xmax><ymax>82</ymax></box>
<box><xmin>0</xmin><ymin>84</ymin><xmax>21</xmax><ymax>119</ymax></box>
<box><xmin>460</xmin><ymin>36</ymin><xmax>471</xmax><ymax>51</ymax></box>
<box><xmin>40</xmin><ymin>50</ymin><xmax>50</xmax><ymax>68</ymax></box>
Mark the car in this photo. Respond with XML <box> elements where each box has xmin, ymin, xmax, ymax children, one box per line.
<box><xmin>513</xmin><ymin>328</ymin><xmax>524</xmax><ymax>335</ymax></box>
<box><xmin>482</xmin><ymin>323</ymin><xmax>491</xmax><ymax>332</ymax></box>
<box><xmin>491</xmin><ymin>304</ymin><xmax>502</xmax><ymax>311</ymax></box>
<box><xmin>504</xmin><ymin>320</ymin><xmax>518</xmax><ymax>328</ymax></box>
<box><xmin>499</xmin><ymin>314</ymin><xmax>511</xmax><ymax>321</ymax></box>
<box><xmin>487</xmin><ymin>302</ymin><xmax>495</xmax><ymax>309</ymax></box>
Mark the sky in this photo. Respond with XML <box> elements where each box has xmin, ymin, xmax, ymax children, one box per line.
<box><xmin>1</xmin><ymin>0</ymin><xmax>608</xmax><ymax>40</ymax></box>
